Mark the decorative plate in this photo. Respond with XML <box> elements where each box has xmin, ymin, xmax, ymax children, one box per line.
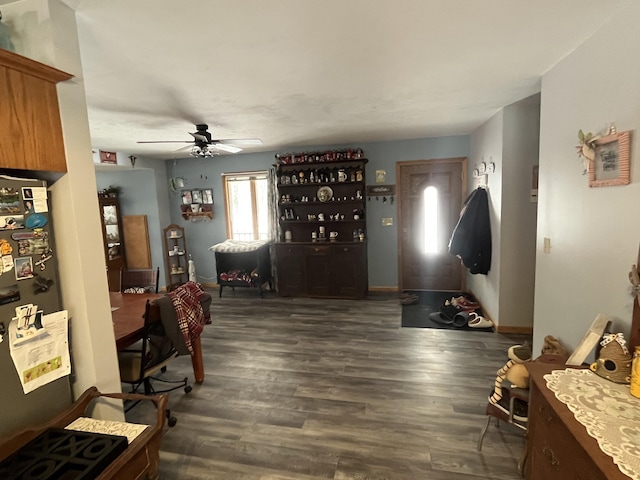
<box><xmin>317</xmin><ymin>186</ymin><xmax>333</xmax><ymax>202</ymax></box>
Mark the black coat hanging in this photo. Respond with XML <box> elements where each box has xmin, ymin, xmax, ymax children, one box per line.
<box><xmin>448</xmin><ymin>187</ymin><xmax>492</xmax><ymax>275</ymax></box>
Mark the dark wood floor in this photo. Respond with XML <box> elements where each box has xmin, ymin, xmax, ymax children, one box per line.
<box><xmin>127</xmin><ymin>290</ymin><xmax>530</xmax><ymax>479</ymax></box>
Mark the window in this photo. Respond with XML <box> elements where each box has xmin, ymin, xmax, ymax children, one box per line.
<box><xmin>423</xmin><ymin>186</ymin><xmax>439</xmax><ymax>254</ymax></box>
<box><xmin>223</xmin><ymin>171</ymin><xmax>270</xmax><ymax>241</ymax></box>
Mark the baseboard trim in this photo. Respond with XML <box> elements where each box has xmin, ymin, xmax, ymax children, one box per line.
<box><xmin>496</xmin><ymin>325</ymin><xmax>534</xmax><ymax>335</ymax></box>
<box><xmin>368</xmin><ymin>286</ymin><xmax>399</xmax><ymax>292</ymax></box>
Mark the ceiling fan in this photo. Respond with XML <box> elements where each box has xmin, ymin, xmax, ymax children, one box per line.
<box><xmin>137</xmin><ymin>124</ymin><xmax>262</xmax><ymax>156</ymax></box>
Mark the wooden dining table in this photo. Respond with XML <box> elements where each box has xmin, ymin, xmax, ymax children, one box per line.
<box><xmin>110</xmin><ymin>292</ymin><xmax>205</xmax><ymax>383</ymax></box>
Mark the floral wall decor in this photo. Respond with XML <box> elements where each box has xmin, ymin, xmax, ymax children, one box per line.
<box><xmin>576</xmin><ymin>129</ymin><xmax>602</xmax><ymax>174</ymax></box>
<box><xmin>576</xmin><ymin>124</ymin><xmax>631</xmax><ymax>187</ymax></box>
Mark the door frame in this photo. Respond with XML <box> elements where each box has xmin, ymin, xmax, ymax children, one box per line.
<box><xmin>396</xmin><ymin>157</ymin><xmax>468</xmax><ymax>292</ymax></box>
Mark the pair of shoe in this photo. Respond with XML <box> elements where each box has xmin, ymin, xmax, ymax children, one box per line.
<box><xmin>447</xmin><ymin>295</ymin><xmax>480</xmax><ymax>311</ymax></box>
<box><xmin>468</xmin><ymin>312</ymin><xmax>493</xmax><ymax>329</ymax></box>
<box><xmin>399</xmin><ymin>292</ymin><xmax>419</xmax><ymax>305</ymax></box>
<box><xmin>429</xmin><ymin>309</ymin><xmax>470</xmax><ymax>327</ymax></box>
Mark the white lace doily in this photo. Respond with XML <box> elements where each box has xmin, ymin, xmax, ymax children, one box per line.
<box><xmin>544</xmin><ymin>369</ymin><xmax>640</xmax><ymax>480</ymax></box>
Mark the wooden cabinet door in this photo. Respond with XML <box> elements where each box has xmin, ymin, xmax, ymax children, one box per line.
<box><xmin>331</xmin><ymin>244</ymin><xmax>366</xmax><ymax>298</ymax></box>
<box><xmin>305</xmin><ymin>245</ymin><xmax>331</xmax><ymax>297</ymax></box>
<box><xmin>275</xmin><ymin>245</ymin><xmax>305</xmax><ymax>296</ymax></box>
<box><xmin>0</xmin><ymin>49</ymin><xmax>71</xmax><ymax>172</ymax></box>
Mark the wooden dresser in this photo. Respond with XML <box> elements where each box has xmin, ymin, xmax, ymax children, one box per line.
<box><xmin>525</xmin><ymin>362</ymin><xmax>630</xmax><ymax>480</ymax></box>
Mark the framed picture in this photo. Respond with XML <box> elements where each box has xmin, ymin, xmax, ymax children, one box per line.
<box><xmin>99</xmin><ymin>150</ymin><xmax>117</xmax><ymax>165</ymax></box>
<box><xmin>181</xmin><ymin>190</ymin><xmax>192</xmax><ymax>204</ymax></box>
<box><xmin>588</xmin><ymin>131</ymin><xmax>631</xmax><ymax>187</ymax></box>
<box><xmin>202</xmin><ymin>188</ymin><xmax>213</xmax><ymax>204</ymax></box>
<box><xmin>15</xmin><ymin>256</ymin><xmax>34</xmax><ymax>280</ymax></box>
<box><xmin>191</xmin><ymin>190</ymin><xmax>203</xmax><ymax>204</ymax></box>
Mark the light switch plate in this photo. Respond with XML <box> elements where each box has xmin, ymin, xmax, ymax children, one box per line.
<box><xmin>382</xmin><ymin>217</ymin><xmax>393</xmax><ymax>226</ymax></box>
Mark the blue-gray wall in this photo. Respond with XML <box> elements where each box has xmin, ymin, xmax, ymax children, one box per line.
<box><xmin>96</xmin><ymin>156</ymin><xmax>170</xmax><ymax>287</ymax></box>
<box><xmin>94</xmin><ymin>135</ymin><xmax>469</xmax><ymax>289</ymax></box>
<box><xmin>166</xmin><ymin>135</ymin><xmax>469</xmax><ymax>288</ymax></box>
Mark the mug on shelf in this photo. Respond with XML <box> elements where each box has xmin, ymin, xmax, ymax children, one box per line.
<box><xmin>190</xmin><ymin>203</ymin><xmax>200</xmax><ymax>213</ymax></box>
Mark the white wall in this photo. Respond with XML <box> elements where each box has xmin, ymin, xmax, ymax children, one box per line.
<box><xmin>468</xmin><ymin>111</ymin><xmax>503</xmax><ymax>322</ymax></box>
<box><xmin>500</xmin><ymin>95</ymin><xmax>540</xmax><ymax>328</ymax></box>
<box><xmin>467</xmin><ymin>95</ymin><xmax>540</xmax><ymax>329</ymax></box>
<box><xmin>534</xmin><ymin>2</ymin><xmax>640</xmax><ymax>355</ymax></box>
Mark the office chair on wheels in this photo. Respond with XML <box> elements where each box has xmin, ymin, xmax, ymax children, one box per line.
<box><xmin>117</xmin><ymin>300</ymin><xmax>191</xmax><ymax>427</ymax></box>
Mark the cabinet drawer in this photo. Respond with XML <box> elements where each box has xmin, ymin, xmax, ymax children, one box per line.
<box><xmin>305</xmin><ymin>245</ymin><xmax>331</xmax><ymax>255</ymax></box>
<box><xmin>527</xmin><ymin>384</ymin><xmax>608</xmax><ymax>480</ymax></box>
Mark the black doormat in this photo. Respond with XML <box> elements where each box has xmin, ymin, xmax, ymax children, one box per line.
<box><xmin>400</xmin><ymin>291</ymin><xmax>494</xmax><ymax>331</ymax></box>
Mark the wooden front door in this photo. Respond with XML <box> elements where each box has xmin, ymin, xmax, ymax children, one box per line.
<box><xmin>397</xmin><ymin>158</ymin><xmax>466</xmax><ymax>291</ymax></box>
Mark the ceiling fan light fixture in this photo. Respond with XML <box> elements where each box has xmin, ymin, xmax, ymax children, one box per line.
<box><xmin>190</xmin><ymin>145</ymin><xmax>217</xmax><ymax>157</ymax></box>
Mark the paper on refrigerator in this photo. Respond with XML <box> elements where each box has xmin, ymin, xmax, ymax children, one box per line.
<box><xmin>8</xmin><ymin>310</ymin><xmax>71</xmax><ymax>394</ymax></box>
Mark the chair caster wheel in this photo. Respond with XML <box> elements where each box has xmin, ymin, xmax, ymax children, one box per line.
<box><xmin>168</xmin><ymin>416</ymin><xmax>177</xmax><ymax>427</ymax></box>
<box><xmin>184</xmin><ymin>385</ymin><xmax>192</xmax><ymax>394</ymax></box>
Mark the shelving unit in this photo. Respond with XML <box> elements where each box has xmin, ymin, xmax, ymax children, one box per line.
<box><xmin>274</xmin><ymin>158</ymin><xmax>368</xmax><ymax>299</ymax></box>
<box><xmin>163</xmin><ymin>224</ymin><xmax>188</xmax><ymax>291</ymax></box>
<box><xmin>98</xmin><ymin>195</ymin><xmax>126</xmax><ymax>291</ymax></box>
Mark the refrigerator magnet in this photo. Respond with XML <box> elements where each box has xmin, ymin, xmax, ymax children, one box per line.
<box><xmin>0</xmin><ymin>239</ymin><xmax>12</xmax><ymax>255</ymax></box>
<box><xmin>0</xmin><ymin>215</ymin><xmax>24</xmax><ymax>230</ymax></box>
<box><xmin>2</xmin><ymin>255</ymin><xmax>13</xmax><ymax>273</ymax></box>
<box><xmin>34</xmin><ymin>250</ymin><xmax>53</xmax><ymax>271</ymax></box>
<box><xmin>25</xmin><ymin>213</ymin><xmax>47</xmax><ymax>229</ymax></box>
<box><xmin>14</xmin><ymin>257</ymin><xmax>34</xmax><ymax>280</ymax></box>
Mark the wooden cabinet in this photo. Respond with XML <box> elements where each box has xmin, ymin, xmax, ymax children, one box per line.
<box><xmin>98</xmin><ymin>195</ymin><xmax>126</xmax><ymax>291</ymax></box>
<box><xmin>275</xmin><ymin>243</ymin><xmax>367</xmax><ymax>299</ymax></box>
<box><xmin>274</xmin><ymin>158</ymin><xmax>368</xmax><ymax>299</ymax></box>
<box><xmin>163</xmin><ymin>224</ymin><xmax>188</xmax><ymax>291</ymax></box>
<box><xmin>0</xmin><ymin>49</ymin><xmax>71</xmax><ymax>172</ymax></box>
<box><xmin>525</xmin><ymin>363</ymin><xmax>628</xmax><ymax>480</ymax></box>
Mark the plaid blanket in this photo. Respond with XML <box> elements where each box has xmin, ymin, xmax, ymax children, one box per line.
<box><xmin>167</xmin><ymin>282</ymin><xmax>207</xmax><ymax>355</ymax></box>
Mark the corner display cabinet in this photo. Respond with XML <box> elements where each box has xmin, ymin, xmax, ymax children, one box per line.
<box><xmin>274</xmin><ymin>153</ymin><xmax>368</xmax><ymax>299</ymax></box>
<box><xmin>163</xmin><ymin>224</ymin><xmax>188</xmax><ymax>291</ymax></box>
<box><xmin>98</xmin><ymin>195</ymin><xmax>126</xmax><ymax>291</ymax></box>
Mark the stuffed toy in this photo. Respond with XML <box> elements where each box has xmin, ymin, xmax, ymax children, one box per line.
<box><xmin>541</xmin><ymin>335</ymin><xmax>569</xmax><ymax>357</ymax></box>
<box><xmin>489</xmin><ymin>342</ymin><xmax>532</xmax><ymax>405</ymax></box>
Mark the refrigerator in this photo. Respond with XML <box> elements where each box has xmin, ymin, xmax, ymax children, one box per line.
<box><xmin>0</xmin><ymin>175</ymin><xmax>72</xmax><ymax>437</ymax></box>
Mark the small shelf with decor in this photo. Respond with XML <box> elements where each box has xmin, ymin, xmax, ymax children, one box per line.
<box><xmin>180</xmin><ymin>188</ymin><xmax>214</xmax><ymax>221</ymax></box>
<box><xmin>163</xmin><ymin>224</ymin><xmax>188</xmax><ymax>291</ymax></box>
<box><xmin>180</xmin><ymin>205</ymin><xmax>213</xmax><ymax>221</ymax></box>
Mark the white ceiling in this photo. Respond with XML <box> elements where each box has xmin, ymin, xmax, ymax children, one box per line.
<box><xmin>14</xmin><ymin>0</ymin><xmax>629</xmax><ymax>159</ymax></box>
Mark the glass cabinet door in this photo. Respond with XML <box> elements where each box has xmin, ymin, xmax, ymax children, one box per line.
<box><xmin>102</xmin><ymin>204</ymin><xmax>122</xmax><ymax>260</ymax></box>
<box><xmin>99</xmin><ymin>196</ymin><xmax>126</xmax><ymax>291</ymax></box>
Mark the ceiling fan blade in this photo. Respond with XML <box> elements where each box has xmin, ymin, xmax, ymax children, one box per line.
<box><xmin>137</xmin><ymin>140</ymin><xmax>193</xmax><ymax>144</ymax></box>
<box><xmin>189</xmin><ymin>132</ymin><xmax>209</xmax><ymax>143</ymax></box>
<box><xmin>216</xmin><ymin>138</ymin><xmax>262</xmax><ymax>146</ymax></box>
<box><xmin>215</xmin><ymin>143</ymin><xmax>243</xmax><ymax>154</ymax></box>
